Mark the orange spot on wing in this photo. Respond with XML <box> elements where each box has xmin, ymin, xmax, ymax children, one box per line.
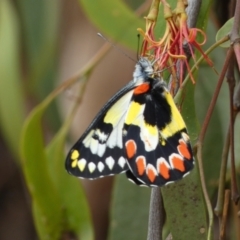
<box><xmin>125</xmin><ymin>140</ymin><xmax>136</xmax><ymax>159</ymax></box>
<box><xmin>147</xmin><ymin>165</ymin><xmax>157</xmax><ymax>182</ymax></box>
<box><xmin>158</xmin><ymin>161</ymin><xmax>170</xmax><ymax>179</ymax></box>
<box><xmin>134</xmin><ymin>83</ymin><xmax>150</xmax><ymax>95</ymax></box>
<box><xmin>172</xmin><ymin>155</ymin><xmax>185</xmax><ymax>172</ymax></box>
<box><xmin>136</xmin><ymin>156</ymin><xmax>146</xmax><ymax>175</ymax></box>
<box><xmin>178</xmin><ymin>140</ymin><xmax>191</xmax><ymax>160</ymax></box>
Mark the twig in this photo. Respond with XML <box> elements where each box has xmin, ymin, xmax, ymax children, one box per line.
<box><xmin>233</xmin><ymin>82</ymin><xmax>240</xmax><ymax>109</ymax></box>
<box><xmin>186</xmin><ymin>0</ymin><xmax>202</xmax><ymax>28</ymax></box>
<box><xmin>214</xmin><ymin>126</ymin><xmax>230</xmax><ymax>217</ymax></box>
<box><xmin>231</xmin><ymin>0</ymin><xmax>240</xmax><ymax>70</ymax></box>
<box><xmin>196</xmin><ymin>142</ymin><xmax>214</xmax><ymax>240</ymax></box>
<box><xmin>198</xmin><ymin>47</ymin><xmax>233</xmax><ymax>142</ymax></box>
<box><xmin>219</xmin><ymin>190</ymin><xmax>231</xmax><ymax>240</ymax></box>
<box><xmin>226</xmin><ymin>56</ymin><xmax>240</xmax><ymax>203</ymax></box>
<box><xmin>147</xmin><ymin>189</ymin><xmax>163</xmax><ymax>240</ymax></box>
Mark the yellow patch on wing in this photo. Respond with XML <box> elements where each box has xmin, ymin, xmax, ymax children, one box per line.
<box><xmin>144</xmin><ymin>122</ymin><xmax>158</xmax><ymax>135</ymax></box>
<box><xmin>71</xmin><ymin>160</ymin><xmax>78</xmax><ymax>168</ymax></box>
<box><xmin>71</xmin><ymin>150</ymin><xmax>79</xmax><ymax>160</ymax></box>
<box><xmin>125</xmin><ymin>101</ymin><xmax>158</xmax><ymax>151</ymax></box>
<box><xmin>104</xmin><ymin>91</ymin><xmax>133</xmax><ymax>125</ymax></box>
<box><xmin>71</xmin><ymin>150</ymin><xmax>79</xmax><ymax>168</ymax></box>
<box><xmin>161</xmin><ymin>91</ymin><xmax>186</xmax><ymax>138</ymax></box>
<box><xmin>159</xmin><ymin>134</ymin><xmax>166</xmax><ymax>146</ymax></box>
<box><xmin>125</xmin><ymin>101</ymin><xmax>144</xmax><ymax>125</ymax></box>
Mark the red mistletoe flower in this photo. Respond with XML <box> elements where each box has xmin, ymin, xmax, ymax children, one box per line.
<box><xmin>138</xmin><ymin>0</ymin><xmax>212</xmax><ymax>90</ymax></box>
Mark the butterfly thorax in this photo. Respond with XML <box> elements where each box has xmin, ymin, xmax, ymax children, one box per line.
<box><xmin>133</xmin><ymin>58</ymin><xmax>154</xmax><ymax>82</ymax></box>
<box><xmin>132</xmin><ymin>58</ymin><xmax>167</xmax><ymax>92</ymax></box>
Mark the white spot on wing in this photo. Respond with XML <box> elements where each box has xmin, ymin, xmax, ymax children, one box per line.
<box><xmin>181</xmin><ymin>132</ymin><xmax>190</xmax><ymax>142</ymax></box>
<box><xmin>136</xmin><ymin>176</ymin><xmax>146</xmax><ymax>184</ymax></box>
<box><xmin>165</xmin><ymin>181</ymin><xmax>174</xmax><ymax>186</ymax></box>
<box><xmin>78</xmin><ymin>159</ymin><xmax>87</xmax><ymax>172</ymax></box>
<box><xmin>104</xmin><ymin>91</ymin><xmax>133</xmax><ymax>149</ymax></box>
<box><xmin>97</xmin><ymin>162</ymin><xmax>105</xmax><ymax>172</ymax></box>
<box><xmin>105</xmin><ymin>156</ymin><xmax>115</xmax><ymax>170</ymax></box>
<box><xmin>118</xmin><ymin>156</ymin><xmax>126</xmax><ymax>168</ymax></box>
<box><xmin>107</xmin><ymin>117</ymin><xmax>125</xmax><ymax>149</ymax></box>
<box><xmin>83</xmin><ymin>130</ymin><xmax>95</xmax><ymax>147</ymax></box>
<box><xmin>97</xmin><ymin>143</ymin><xmax>106</xmax><ymax>157</ymax></box>
<box><xmin>90</xmin><ymin>138</ymin><xmax>98</xmax><ymax>154</ymax></box>
<box><xmin>88</xmin><ymin>162</ymin><xmax>96</xmax><ymax>173</ymax></box>
<box><xmin>95</xmin><ymin>129</ymin><xmax>108</xmax><ymax>142</ymax></box>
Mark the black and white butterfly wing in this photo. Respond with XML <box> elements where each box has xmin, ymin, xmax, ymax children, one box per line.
<box><xmin>123</xmin><ymin>78</ymin><xmax>194</xmax><ymax>187</ymax></box>
<box><xmin>65</xmin><ymin>81</ymin><xmax>136</xmax><ymax>179</ymax></box>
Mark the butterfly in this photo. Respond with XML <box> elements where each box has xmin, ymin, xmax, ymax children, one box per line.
<box><xmin>65</xmin><ymin>58</ymin><xmax>194</xmax><ymax>187</ymax></box>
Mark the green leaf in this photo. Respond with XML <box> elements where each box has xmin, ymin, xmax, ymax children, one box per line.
<box><xmin>21</xmin><ymin>86</ymin><xmax>93</xmax><ymax>239</ymax></box>
<box><xmin>78</xmin><ymin>0</ymin><xmax>144</xmax><ymax>50</ymax></box>
<box><xmin>17</xmin><ymin>0</ymin><xmax>61</xmax><ymax>98</ymax></box>
<box><xmin>109</xmin><ymin>175</ymin><xmax>151</xmax><ymax>240</ymax></box>
<box><xmin>46</xmin><ymin>118</ymin><xmax>93</xmax><ymax>239</ymax></box>
<box><xmin>216</xmin><ymin>18</ymin><xmax>234</xmax><ymax>48</ymax></box>
<box><xmin>162</xmin><ymin>169</ymin><xmax>207</xmax><ymax>240</ymax></box>
<box><xmin>160</xmin><ymin>80</ymin><xmax>207</xmax><ymax>240</ymax></box>
<box><xmin>0</xmin><ymin>0</ymin><xmax>25</xmax><ymax>158</ymax></box>
<box><xmin>21</xmin><ymin>104</ymin><xmax>64</xmax><ymax>240</ymax></box>
<box><xmin>17</xmin><ymin>0</ymin><xmax>62</xmax><ymax>132</ymax></box>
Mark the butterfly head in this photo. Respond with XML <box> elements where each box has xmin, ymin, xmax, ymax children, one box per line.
<box><xmin>133</xmin><ymin>58</ymin><xmax>154</xmax><ymax>82</ymax></box>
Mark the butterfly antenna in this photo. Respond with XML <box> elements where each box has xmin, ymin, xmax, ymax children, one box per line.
<box><xmin>137</xmin><ymin>34</ymin><xmax>141</xmax><ymax>60</ymax></box>
<box><xmin>97</xmin><ymin>33</ymin><xmax>136</xmax><ymax>63</ymax></box>
<box><xmin>155</xmin><ymin>64</ymin><xmax>175</xmax><ymax>75</ymax></box>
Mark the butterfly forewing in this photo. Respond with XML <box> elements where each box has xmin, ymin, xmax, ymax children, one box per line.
<box><xmin>65</xmin><ymin>87</ymin><xmax>136</xmax><ymax>179</ymax></box>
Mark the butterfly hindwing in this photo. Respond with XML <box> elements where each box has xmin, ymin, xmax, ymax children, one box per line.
<box><xmin>123</xmin><ymin>78</ymin><xmax>194</xmax><ymax>186</ymax></box>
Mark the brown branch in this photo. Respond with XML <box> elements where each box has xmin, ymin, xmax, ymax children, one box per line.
<box><xmin>198</xmin><ymin>47</ymin><xmax>233</xmax><ymax>142</ymax></box>
<box><xmin>233</xmin><ymin>82</ymin><xmax>240</xmax><ymax>109</ymax></box>
<box><xmin>147</xmin><ymin>189</ymin><xmax>163</xmax><ymax>240</ymax></box>
<box><xmin>231</xmin><ymin>0</ymin><xmax>240</xmax><ymax>70</ymax></box>
<box><xmin>226</xmin><ymin>55</ymin><xmax>240</xmax><ymax>203</ymax></box>
<box><xmin>214</xmin><ymin>125</ymin><xmax>231</xmax><ymax>217</ymax></box>
<box><xmin>186</xmin><ymin>0</ymin><xmax>202</xmax><ymax>28</ymax></box>
<box><xmin>219</xmin><ymin>190</ymin><xmax>231</xmax><ymax>240</ymax></box>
